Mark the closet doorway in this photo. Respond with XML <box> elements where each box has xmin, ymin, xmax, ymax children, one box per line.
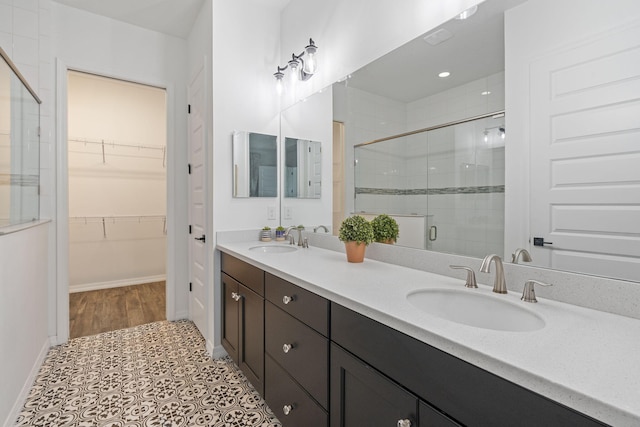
<box><xmin>66</xmin><ymin>71</ymin><xmax>167</xmax><ymax>338</ymax></box>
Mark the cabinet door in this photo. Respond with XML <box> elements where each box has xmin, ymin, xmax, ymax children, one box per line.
<box><xmin>419</xmin><ymin>401</ymin><xmax>461</xmax><ymax>427</ymax></box>
<box><xmin>330</xmin><ymin>343</ymin><xmax>417</xmax><ymax>427</ymax></box>
<box><xmin>221</xmin><ymin>273</ymin><xmax>239</xmax><ymax>363</ymax></box>
<box><xmin>239</xmin><ymin>283</ymin><xmax>265</xmax><ymax>395</ymax></box>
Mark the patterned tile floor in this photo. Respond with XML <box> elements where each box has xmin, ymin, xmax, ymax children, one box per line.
<box><xmin>15</xmin><ymin>320</ymin><xmax>282</xmax><ymax>427</ymax></box>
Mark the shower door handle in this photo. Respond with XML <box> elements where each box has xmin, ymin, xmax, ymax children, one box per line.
<box><xmin>195</xmin><ymin>235</ymin><xmax>206</xmax><ymax>243</ymax></box>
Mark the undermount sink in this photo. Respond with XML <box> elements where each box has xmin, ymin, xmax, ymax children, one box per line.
<box><xmin>407</xmin><ymin>288</ymin><xmax>545</xmax><ymax>332</ymax></box>
<box><xmin>249</xmin><ymin>244</ymin><xmax>297</xmax><ymax>254</ymax></box>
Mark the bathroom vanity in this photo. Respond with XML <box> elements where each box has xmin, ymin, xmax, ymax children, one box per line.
<box><xmin>218</xmin><ymin>237</ymin><xmax>640</xmax><ymax>426</ymax></box>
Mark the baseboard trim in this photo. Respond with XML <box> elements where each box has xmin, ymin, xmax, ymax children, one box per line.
<box><xmin>4</xmin><ymin>338</ymin><xmax>50</xmax><ymax>427</ymax></box>
<box><xmin>174</xmin><ymin>310</ymin><xmax>188</xmax><ymax>320</ymax></box>
<box><xmin>211</xmin><ymin>344</ymin><xmax>228</xmax><ymax>359</ymax></box>
<box><xmin>69</xmin><ymin>275</ymin><xmax>166</xmax><ymax>293</ymax></box>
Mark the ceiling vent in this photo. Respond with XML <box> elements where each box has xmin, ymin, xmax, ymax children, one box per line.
<box><xmin>423</xmin><ymin>28</ymin><xmax>453</xmax><ymax>46</ymax></box>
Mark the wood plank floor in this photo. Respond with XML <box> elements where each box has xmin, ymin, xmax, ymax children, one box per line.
<box><xmin>69</xmin><ymin>281</ymin><xmax>166</xmax><ymax>339</ymax></box>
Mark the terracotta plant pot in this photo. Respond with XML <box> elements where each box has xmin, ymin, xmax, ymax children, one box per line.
<box><xmin>344</xmin><ymin>241</ymin><xmax>367</xmax><ymax>263</ymax></box>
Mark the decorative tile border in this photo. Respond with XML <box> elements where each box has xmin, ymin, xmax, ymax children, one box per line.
<box><xmin>356</xmin><ymin>185</ymin><xmax>505</xmax><ymax>195</ymax></box>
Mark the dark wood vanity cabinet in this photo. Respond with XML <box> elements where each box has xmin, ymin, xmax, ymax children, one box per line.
<box><xmin>331</xmin><ymin>343</ymin><xmax>459</xmax><ymax>427</ymax></box>
<box><xmin>264</xmin><ymin>273</ymin><xmax>330</xmax><ymax>426</ymax></box>
<box><xmin>221</xmin><ymin>253</ymin><xmax>265</xmax><ymax>395</ymax></box>
<box><xmin>331</xmin><ymin>302</ymin><xmax>606</xmax><ymax>427</ymax></box>
<box><xmin>219</xmin><ymin>253</ymin><xmax>606</xmax><ymax>427</ymax></box>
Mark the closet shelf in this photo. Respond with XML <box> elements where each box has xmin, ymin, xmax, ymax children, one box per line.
<box><xmin>68</xmin><ymin>137</ymin><xmax>165</xmax><ymax>151</ymax></box>
<box><xmin>69</xmin><ymin>215</ymin><xmax>167</xmax><ymax>237</ymax></box>
<box><xmin>68</xmin><ymin>137</ymin><xmax>167</xmax><ymax>167</ymax></box>
<box><xmin>69</xmin><ymin>215</ymin><xmax>166</xmax><ymax>223</ymax></box>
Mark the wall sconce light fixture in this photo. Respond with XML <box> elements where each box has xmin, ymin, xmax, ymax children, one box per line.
<box><xmin>274</xmin><ymin>38</ymin><xmax>318</xmax><ymax>93</ymax></box>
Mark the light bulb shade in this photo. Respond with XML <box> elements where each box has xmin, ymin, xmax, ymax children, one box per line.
<box><xmin>288</xmin><ymin>56</ymin><xmax>300</xmax><ymax>81</ymax></box>
<box><xmin>304</xmin><ymin>39</ymin><xmax>318</xmax><ymax>74</ymax></box>
<box><xmin>274</xmin><ymin>68</ymin><xmax>285</xmax><ymax>94</ymax></box>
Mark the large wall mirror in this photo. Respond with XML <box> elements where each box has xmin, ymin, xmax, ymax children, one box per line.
<box><xmin>280</xmin><ymin>0</ymin><xmax>640</xmax><ymax>283</ymax></box>
<box><xmin>232</xmin><ymin>131</ymin><xmax>277</xmax><ymax>198</ymax></box>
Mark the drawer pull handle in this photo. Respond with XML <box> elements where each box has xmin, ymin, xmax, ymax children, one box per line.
<box><xmin>397</xmin><ymin>420</ymin><xmax>411</xmax><ymax>427</ymax></box>
<box><xmin>282</xmin><ymin>295</ymin><xmax>295</xmax><ymax>305</ymax></box>
<box><xmin>282</xmin><ymin>343</ymin><xmax>294</xmax><ymax>353</ymax></box>
<box><xmin>283</xmin><ymin>404</ymin><xmax>293</xmax><ymax>415</ymax></box>
<box><xmin>231</xmin><ymin>292</ymin><xmax>241</xmax><ymax>302</ymax></box>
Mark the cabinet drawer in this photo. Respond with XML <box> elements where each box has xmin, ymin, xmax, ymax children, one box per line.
<box><xmin>265</xmin><ymin>301</ymin><xmax>328</xmax><ymax>409</ymax></box>
<box><xmin>265</xmin><ymin>273</ymin><xmax>329</xmax><ymax>335</ymax></box>
<box><xmin>221</xmin><ymin>253</ymin><xmax>264</xmax><ymax>295</ymax></box>
<box><xmin>265</xmin><ymin>354</ymin><xmax>328</xmax><ymax>427</ymax></box>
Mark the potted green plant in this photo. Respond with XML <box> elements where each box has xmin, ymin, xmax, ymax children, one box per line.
<box><xmin>275</xmin><ymin>225</ymin><xmax>286</xmax><ymax>241</ymax></box>
<box><xmin>371</xmin><ymin>214</ymin><xmax>399</xmax><ymax>244</ymax></box>
<box><xmin>260</xmin><ymin>226</ymin><xmax>272</xmax><ymax>242</ymax></box>
<box><xmin>338</xmin><ymin>215</ymin><xmax>374</xmax><ymax>263</ymax></box>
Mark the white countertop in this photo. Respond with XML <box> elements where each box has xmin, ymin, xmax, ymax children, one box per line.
<box><xmin>217</xmin><ymin>239</ymin><xmax>640</xmax><ymax>426</ymax></box>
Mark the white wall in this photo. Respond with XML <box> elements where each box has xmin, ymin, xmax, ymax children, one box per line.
<box><xmin>280</xmin><ymin>88</ymin><xmax>333</xmax><ymax>229</ymax></box>
<box><xmin>280</xmin><ymin>0</ymin><xmax>483</xmax><ymax>107</ymax></box>
<box><xmin>51</xmin><ymin>3</ymin><xmax>190</xmax><ymax>328</ymax></box>
<box><xmin>0</xmin><ymin>1</ymin><xmax>53</xmax><ymax>425</ymax></box>
<box><xmin>209</xmin><ymin>0</ymin><xmax>281</xmax><ymax>353</ymax></box>
<box><xmin>504</xmin><ymin>0</ymin><xmax>640</xmax><ymax>257</ymax></box>
<box><xmin>0</xmin><ymin>224</ymin><xmax>50</xmax><ymax>427</ymax></box>
<box><xmin>211</xmin><ymin>0</ymin><xmax>281</xmax><ymax>232</ymax></box>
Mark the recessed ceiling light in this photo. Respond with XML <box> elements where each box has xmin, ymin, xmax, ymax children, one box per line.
<box><xmin>455</xmin><ymin>5</ymin><xmax>478</xmax><ymax>20</ymax></box>
<box><xmin>481</xmin><ymin>91</ymin><xmax>491</xmax><ymax>95</ymax></box>
<box><xmin>438</xmin><ymin>71</ymin><xmax>451</xmax><ymax>78</ymax></box>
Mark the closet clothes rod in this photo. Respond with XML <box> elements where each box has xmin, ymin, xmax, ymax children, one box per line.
<box><xmin>69</xmin><ymin>215</ymin><xmax>167</xmax><ymax>237</ymax></box>
<box><xmin>69</xmin><ymin>215</ymin><xmax>167</xmax><ymax>223</ymax></box>
<box><xmin>68</xmin><ymin>137</ymin><xmax>166</xmax><ymax>151</ymax></box>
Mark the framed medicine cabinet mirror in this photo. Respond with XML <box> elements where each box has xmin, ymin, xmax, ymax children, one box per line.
<box><xmin>232</xmin><ymin>131</ymin><xmax>277</xmax><ymax>198</ymax></box>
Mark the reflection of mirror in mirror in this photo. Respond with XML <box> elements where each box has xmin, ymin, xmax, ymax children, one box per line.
<box><xmin>355</xmin><ymin>112</ymin><xmax>505</xmax><ymax>258</ymax></box>
<box><xmin>284</xmin><ymin>137</ymin><xmax>321</xmax><ymax>199</ymax></box>
<box><xmin>232</xmin><ymin>131</ymin><xmax>277</xmax><ymax>198</ymax></box>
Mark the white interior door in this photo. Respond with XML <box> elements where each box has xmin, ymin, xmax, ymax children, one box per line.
<box><xmin>529</xmin><ymin>22</ymin><xmax>640</xmax><ymax>281</ymax></box>
<box><xmin>333</xmin><ymin>122</ymin><xmax>345</xmax><ymax>234</ymax></box>
<box><xmin>309</xmin><ymin>140</ymin><xmax>322</xmax><ymax>198</ymax></box>
<box><xmin>188</xmin><ymin>64</ymin><xmax>208</xmax><ymax>335</ymax></box>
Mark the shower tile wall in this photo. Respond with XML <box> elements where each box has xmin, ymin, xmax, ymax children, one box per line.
<box><xmin>351</xmin><ymin>72</ymin><xmax>505</xmax><ymax>257</ymax></box>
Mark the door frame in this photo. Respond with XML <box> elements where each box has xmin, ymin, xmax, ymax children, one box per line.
<box><xmin>53</xmin><ymin>59</ymin><xmax>177</xmax><ymax>345</ymax></box>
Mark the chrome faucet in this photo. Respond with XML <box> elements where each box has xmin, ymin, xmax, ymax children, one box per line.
<box><xmin>449</xmin><ymin>265</ymin><xmax>478</xmax><ymax>288</ymax></box>
<box><xmin>285</xmin><ymin>226</ymin><xmax>303</xmax><ymax>246</ymax></box>
<box><xmin>313</xmin><ymin>225</ymin><xmax>329</xmax><ymax>233</ymax></box>
<box><xmin>512</xmin><ymin>248</ymin><xmax>532</xmax><ymax>264</ymax></box>
<box><xmin>480</xmin><ymin>254</ymin><xmax>507</xmax><ymax>294</ymax></box>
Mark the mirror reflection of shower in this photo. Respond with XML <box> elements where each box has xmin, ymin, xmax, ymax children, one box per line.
<box><xmin>354</xmin><ymin>112</ymin><xmax>505</xmax><ymax>258</ymax></box>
